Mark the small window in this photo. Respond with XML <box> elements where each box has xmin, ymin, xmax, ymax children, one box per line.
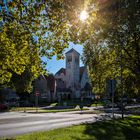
<box><xmin>67</xmin><ymin>56</ymin><xmax>72</xmax><ymax>62</ymax></box>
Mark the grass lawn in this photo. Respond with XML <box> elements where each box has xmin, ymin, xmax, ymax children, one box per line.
<box><xmin>28</xmin><ymin>108</ymin><xmax>88</xmax><ymax>113</ymax></box>
<box><xmin>10</xmin><ymin>107</ymin><xmax>37</xmax><ymax>111</ymax></box>
<box><xmin>5</xmin><ymin>115</ymin><xmax>140</xmax><ymax>140</ymax></box>
<box><xmin>9</xmin><ymin>107</ymin><xmax>88</xmax><ymax>113</ymax></box>
<box><xmin>90</xmin><ymin>100</ymin><xmax>110</xmax><ymax>107</ymax></box>
<box><xmin>91</xmin><ymin>102</ymin><xmax>104</xmax><ymax>107</ymax></box>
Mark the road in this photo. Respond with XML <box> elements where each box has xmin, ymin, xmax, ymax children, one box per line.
<box><xmin>0</xmin><ymin>111</ymin><xmax>115</xmax><ymax>138</ymax></box>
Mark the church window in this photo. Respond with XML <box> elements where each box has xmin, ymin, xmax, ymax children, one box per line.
<box><xmin>67</xmin><ymin>56</ymin><xmax>72</xmax><ymax>62</ymax></box>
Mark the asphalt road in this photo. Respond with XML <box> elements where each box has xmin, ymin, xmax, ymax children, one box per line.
<box><xmin>0</xmin><ymin>111</ymin><xmax>114</xmax><ymax>138</ymax></box>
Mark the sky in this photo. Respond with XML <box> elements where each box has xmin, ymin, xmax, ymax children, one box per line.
<box><xmin>42</xmin><ymin>42</ymin><xmax>84</xmax><ymax>74</ymax></box>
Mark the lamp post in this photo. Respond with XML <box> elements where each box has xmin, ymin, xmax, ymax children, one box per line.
<box><xmin>120</xmin><ymin>39</ymin><xmax>124</xmax><ymax>119</ymax></box>
<box><xmin>35</xmin><ymin>91</ymin><xmax>40</xmax><ymax>113</ymax></box>
<box><xmin>118</xmin><ymin>0</ymin><xmax>124</xmax><ymax>119</ymax></box>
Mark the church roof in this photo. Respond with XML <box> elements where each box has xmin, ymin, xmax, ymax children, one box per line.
<box><xmin>65</xmin><ymin>48</ymin><xmax>80</xmax><ymax>55</ymax></box>
<box><xmin>55</xmin><ymin>68</ymin><xmax>66</xmax><ymax>75</ymax></box>
<box><xmin>55</xmin><ymin>67</ymin><xmax>86</xmax><ymax>82</ymax></box>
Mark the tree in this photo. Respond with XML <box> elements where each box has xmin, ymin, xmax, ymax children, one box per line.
<box><xmin>0</xmin><ymin>0</ymin><xmax>70</xmax><ymax>92</ymax></box>
<box><xmin>0</xmin><ymin>21</ymin><xmax>43</xmax><ymax>92</ymax></box>
<box><xmin>1</xmin><ymin>0</ymin><xmax>139</xmax><ymax>96</ymax></box>
<box><xmin>82</xmin><ymin>0</ymin><xmax>140</xmax><ymax>97</ymax></box>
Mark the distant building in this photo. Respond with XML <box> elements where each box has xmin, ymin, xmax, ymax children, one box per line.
<box><xmin>55</xmin><ymin>48</ymin><xmax>93</xmax><ymax>100</ymax></box>
<box><xmin>33</xmin><ymin>49</ymin><xmax>94</xmax><ymax>102</ymax></box>
<box><xmin>33</xmin><ymin>74</ymin><xmax>56</xmax><ymax>102</ymax></box>
<box><xmin>45</xmin><ymin>74</ymin><xmax>56</xmax><ymax>101</ymax></box>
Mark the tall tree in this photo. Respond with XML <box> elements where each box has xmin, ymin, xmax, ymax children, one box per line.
<box><xmin>0</xmin><ymin>0</ymin><xmax>70</xmax><ymax>92</ymax></box>
<box><xmin>82</xmin><ymin>0</ymin><xmax>140</xmax><ymax>96</ymax></box>
<box><xmin>1</xmin><ymin>0</ymin><xmax>139</xmax><ymax>96</ymax></box>
<box><xmin>0</xmin><ymin>21</ymin><xmax>43</xmax><ymax>92</ymax></box>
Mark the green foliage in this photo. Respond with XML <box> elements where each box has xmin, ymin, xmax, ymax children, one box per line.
<box><xmin>1</xmin><ymin>0</ymin><xmax>140</xmax><ymax>95</ymax></box>
<box><xmin>0</xmin><ymin>0</ymin><xmax>96</xmax><ymax>92</ymax></box>
<box><xmin>0</xmin><ymin>0</ymin><xmax>70</xmax><ymax>92</ymax></box>
<box><xmin>82</xmin><ymin>0</ymin><xmax>140</xmax><ymax>96</ymax></box>
<box><xmin>0</xmin><ymin>21</ymin><xmax>43</xmax><ymax>92</ymax></box>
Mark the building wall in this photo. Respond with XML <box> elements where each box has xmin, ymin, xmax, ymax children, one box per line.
<box><xmin>34</xmin><ymin>75</ymin><xmax>50</xmax><ymax>101</ymax></box>
<box><xmin>55</xmin><ymin>72</ymin><xmax>66</xmax><ymax>83</ymax></box>
<box><xmin>55</xmin><ymin>72</ymin><xmax>66</xmax><ymax>90</ymax></box>
<box><xmin>55</xmin><ymin>49</ymin><xmax>92</xmax><ymax>99</ymax></box>
<box><xmin>66</xmin><ymin>53</ymin><xmax>73</xmax><ymax>88</ymax></box>
<box><xmin>66</xmin><ymin>51</ymin><xmax>80</xmax><ymax>91</ymax></box>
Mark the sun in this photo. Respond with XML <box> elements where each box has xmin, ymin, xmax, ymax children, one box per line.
<box><xmin>80</xmin><ymin>10</ymin><xmax>88</xmax><ymax>21</ymax></box>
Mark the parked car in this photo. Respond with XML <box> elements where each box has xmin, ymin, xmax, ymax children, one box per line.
<box><xmin>6</xmin><ymin>98</ymin><xmax>19</xmax><ymax>107</ymax></box>
<box><xmin>103</xmin><ymin>100</ymin><xmax>111</xmax><ymax>106</ymax></box>
<box><xmin>106</xmin><ymin>103</ymin><xmax>118</xmax><ymax>108</ymax></box>
<box><xmin>0</xmin><ymin>103</ymin><xmax>8</xmax><ymax>111</ymax></box>
<box><xmin>8</xmin><ymin>101</ymin><xmax>19</xmax><ymax>107</ymax></box>
<box><xmin>18</xmin><ymin>101</ymin><xmax>34</xmax><ymax>107</ymax></box>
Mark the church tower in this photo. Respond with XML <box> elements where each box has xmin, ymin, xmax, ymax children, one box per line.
<box><xmin>65</xmin><ymin>49</ymin><xmax>80</xmax><ymax>92</ymax></box>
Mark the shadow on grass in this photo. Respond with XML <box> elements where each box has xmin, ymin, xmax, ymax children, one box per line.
<box><xmin>72</xmin><ymin>116</ymin><xmax>140</xmax><ymax>140</ymax></box>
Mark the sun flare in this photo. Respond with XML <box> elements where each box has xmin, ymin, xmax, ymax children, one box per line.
<box><xmin>80</xmin><ymin>10</ymin><xmax>88</xmax><ymax>21</ymax></box>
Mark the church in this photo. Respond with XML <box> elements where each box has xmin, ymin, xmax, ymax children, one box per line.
<box><xmin>55</xmin><ymin>48</ymin><xmax>93</xmax><ymax>100</ymax></box>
